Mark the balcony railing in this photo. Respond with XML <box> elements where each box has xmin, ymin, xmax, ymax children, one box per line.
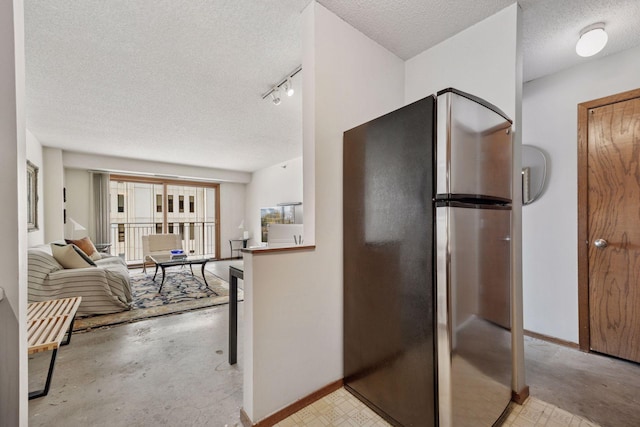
<box><xmin>108</xmin><ymin>222</ymin><xmax>217</xmax><ymax>264</ymax></box>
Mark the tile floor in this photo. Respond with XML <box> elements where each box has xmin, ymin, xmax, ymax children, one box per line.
<box><xmin>274</xmin><ymin>389</ymin><xmax>601</xmax><ymax>427</ymax></box>
<box><xmin>274</xmin><ymin>388</ymin><xmax>390</xmax><ymax>427</ymax></box>
<box><xmin>502</xmin><ymin>397</ymin><xmax>600</xmax><ymax>427</ymax></box>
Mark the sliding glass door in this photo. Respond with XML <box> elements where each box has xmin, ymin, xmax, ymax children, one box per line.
<box><xmin>109</xmin><ymin>176</ymin><xmax>220</xmax><ymax>264</ymax></box>
<box><xmin>165</xmin><ymin>184</ymin><xmax>217</xmax><ymax>257</ymax></box>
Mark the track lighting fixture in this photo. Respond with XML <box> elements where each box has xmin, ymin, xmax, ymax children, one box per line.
<box><xmin>261</xmin><ymin>65</ymin><xmax>302</xmax><ymax>105</ymax></box>
<box><xmin>285</xmin><ymin>77</ymin><xmax>294</xmax><ymax>97</ymax></box>
<box><xmin>271</xmin><ymin>90</ymin><xmax>281</xmax><ymax>105</ymax></box>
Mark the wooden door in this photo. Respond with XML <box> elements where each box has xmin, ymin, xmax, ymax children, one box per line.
<box><xmin>582</xmin><ymin>93</ymin><xmax>640</xmax><ymax>363</ymax></box>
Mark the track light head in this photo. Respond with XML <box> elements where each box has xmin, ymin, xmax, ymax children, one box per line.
<box><xmin>271</xmin><ymin>90</ymin><xmax>281</xmax><ymax>105</ymax></box>
<box><xmin>285</xmin><ymin>78</ymin><xmax>294</xmax><ymax>97</ymax></box>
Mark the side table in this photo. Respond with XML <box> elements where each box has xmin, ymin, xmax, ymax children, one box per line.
<box><xmin>229</xmin><ymin>238</ymin><xmax>248</xmax><ymax>259</ymax></box>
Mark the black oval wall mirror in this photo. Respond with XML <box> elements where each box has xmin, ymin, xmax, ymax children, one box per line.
<box><xmin>522</xmin><ymin>145</ymin><xmax>547</xmax><ymax>205</ymax></box>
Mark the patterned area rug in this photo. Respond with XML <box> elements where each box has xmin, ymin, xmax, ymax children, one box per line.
<box><xmin>132</xmin><ymin>268</ymin><xmax>226</xmax><ymax>308</ymax></box>
<box><xmin>74</xmin><ymin>269</ymin><xmax>243</xmax><ymax>331</ymax></box>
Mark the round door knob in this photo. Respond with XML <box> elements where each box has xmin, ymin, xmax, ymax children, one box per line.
<box><xmin>594</xmin><ymin>239</ymin><xmax>608</xmax><ymax>248</ymax></box>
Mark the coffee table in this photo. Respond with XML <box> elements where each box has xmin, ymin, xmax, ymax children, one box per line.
<box><xmin>149</xmin><ymin>254</ymin><xmax>212</xmax><ymax>292</ymax></box>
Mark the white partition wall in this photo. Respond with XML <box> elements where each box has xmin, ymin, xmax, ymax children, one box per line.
<box><xmin>0</xmin><ymin>0</ymin><xmax>27</xmax><ymax>425</ymax></box>
<box><xmin>405</xmin><ymin>4</ymin><xmax>520</xmax><ymax>115</ymax></box>
<box><xmin>242</xmin><ymin>1</ymin><xmax>405</xmax><ymax>422</ymax></box>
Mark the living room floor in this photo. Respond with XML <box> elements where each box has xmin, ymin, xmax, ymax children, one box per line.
<box><xmin>28</xmin><ymin>303</ymin><xmax>244</xmax><ymax>426</ymax></box>
<box><xmin>28</xmin><ymin>294</ymin><xmax>640</xmax><ymax>426</ymax></box>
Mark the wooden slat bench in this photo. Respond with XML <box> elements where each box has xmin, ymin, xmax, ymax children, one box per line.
<box><xmin>27</xmin><ymin>296</ymin><xmax>82</xmax><ymax>399</ymax></box>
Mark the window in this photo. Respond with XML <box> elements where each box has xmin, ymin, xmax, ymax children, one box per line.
<box><xmin>109</xmin><ymin>176</ymin><xmax>220</xmax><ymax>263</ymax></box>
<box><xmin>118</xmin><ymin>224</ymin><xmax>125</xmax><ymax>242</ymax></box>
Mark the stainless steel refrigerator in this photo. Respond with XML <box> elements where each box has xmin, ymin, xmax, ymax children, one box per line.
<box><xmin>343</xmin><ymin>88</ymin><xmax>513</xmax><ymax>427</ymax></box>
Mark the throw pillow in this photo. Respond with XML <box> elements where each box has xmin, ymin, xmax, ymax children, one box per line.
<box><xmin>51</xmin><ymin>243</ymin><xmax>97</xmax><ymax>269</ymax></box>
<box><xmin>65</xmin><ymin>236</ymin><xmax>99</xmax><ymax>259</ymax></box>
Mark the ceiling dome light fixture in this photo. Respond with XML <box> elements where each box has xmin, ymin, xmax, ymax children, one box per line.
<box><xmin>576</xmin><ymin>23</ymin><xmax>608</xmax><ymax>57</ymax></box>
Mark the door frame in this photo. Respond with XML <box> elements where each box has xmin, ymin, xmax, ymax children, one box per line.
<box><xmin>577</xmin><ymin>87</ymin><xmax>640</xmax><ymax>352</ymax></box>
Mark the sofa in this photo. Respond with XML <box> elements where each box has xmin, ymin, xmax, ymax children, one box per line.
<box><xmin>28</xmin><ymin>243</ymin><xmax>132</xmax><ymax>316</ymax></box>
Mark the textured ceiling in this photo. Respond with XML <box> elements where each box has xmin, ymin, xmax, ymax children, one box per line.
<box><xmin>25</xmin><ymin>0</ymin><xmax>309</xmax><ymax>173</ymax></box>
<box><xmin>520</xmin><ymin>0</ymin><xmax>640</xmax><ymax>82</ymax></box>
<box><xmin>24</xmin><ymin>0</ymin><xmax>640</xmax><ymax>173</ymax></box>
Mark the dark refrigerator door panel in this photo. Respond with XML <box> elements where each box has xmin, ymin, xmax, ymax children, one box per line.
<box><xmin>436</xmin><ymin>91</ymin><xmax>513</xmax><ymax>202</ymax></box>
<box><xmin>344</xmin><ymin>96</ymin><xmax>436</xmax><ymax>427</ymax></box>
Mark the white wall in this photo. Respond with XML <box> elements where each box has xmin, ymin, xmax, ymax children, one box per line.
<box><xmin>243</xmin><ymin>1</ymin><xmax>405</xmax><ymax>422</ymax></box>
<box><xmin>64</xmin><ymin>168</ymin><xmax>91</xmax><ymax>237</ymax></box>
<box><xmin>63</xmin><ymin>151</ymin><xmax>250</xmax><ymax>183</ymax></box>
<box><xmin>244</xmin><ymin>157</ymin><xmax>303</xmax><ymax>246</ymax></box>
<box><xmin>26</xmin><ymin>129</ymin><xmax>44</xmax><ymax>246</ymax></box>
<box><xmin>404</xmin><ymin>1</ymin><xmax>525</xmax><ymax>395</ymax></box>
<box><xmin>43</xmin><ymin>147</ymin><xmax>65</xmax><ymax>242</ymax></box>
<box><xmin>522</xmin><ymin>44</ymin><xmax>640</xmax><ymax>343</ymax></box>
<box><xmin>219</xmin><ymin>182</ymin><xmax>246</xmax><ymax>258</ymax></box>
<box><xmin>405</xmin><ymin>4</ymin><xmax>518</xmax><ymax>121</ymax></box>
<box><xmin>0</xmin><ymin>0</ymin><xmax>27</xmax><ymax>424</ymax></box>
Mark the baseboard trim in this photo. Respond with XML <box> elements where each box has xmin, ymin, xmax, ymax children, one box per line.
<box><xmin>240</xmin><ymin>408</ymin><xmax>252</xmax><ymax>427</ymax></box>
<box><xmin>524</xmin><ymin>329</ymin><xmax>580</xmax><ymax>350</ymax></box>
<box><xmin>512</xmin><ymin>385</ymin><xmax>530</xmax><ymax>405</ymax></box>
<box><xmin>240</xmin><ymin>379</ymin><xmax>344</xmax><ymax>427</ymax></box>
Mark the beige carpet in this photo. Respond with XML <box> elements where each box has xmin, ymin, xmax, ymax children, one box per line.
<box><xmin>73</xmin><ymin>269</ymin><xmax>243</xmax><ymax>331</ymax></box>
